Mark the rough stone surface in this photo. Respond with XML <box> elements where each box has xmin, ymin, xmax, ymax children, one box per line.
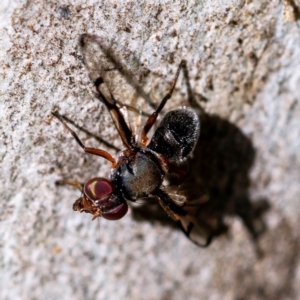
<box><xmin>1</xmin><ymin>1</ymin><xmax>300</xmax><ymax>299</ymax></box>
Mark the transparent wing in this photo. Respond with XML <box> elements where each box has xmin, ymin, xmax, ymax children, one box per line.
<box><xmin>176</xmin><ymin>211</ymin><xmax>214</xmax><ymax>247</ymax></box>
<box><xmin>80</xmin><ymin>34</ymin><xmax>156</xmax><ymax>139</ymax></box>
<box><xmin>80</xmin><ymin>34</ymin><xmax>155</xmax><ymax>107</ymax></box>
<box><xmin>155</xmin><ymin>189</ymin><xmax>215</xmax><ymax>247</ymax></box>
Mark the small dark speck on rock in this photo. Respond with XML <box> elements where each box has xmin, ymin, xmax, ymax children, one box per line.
<box><xmin>229</xmin><ymin>19</ymin><xmax>238</xmax><ymax>26</ymax></box>
<box><xmin>124</xmin><ymin>27</ymin><xmax>131</xmax><ymax>33</ymax></box>
<box><xmin>135</xmin><ymin>233</ymin><xmax>144</xmax><ymax>240</ymax></box>
<box><xmin>83</xmin><ymin>251</ymin><xmax>95</xmax><ymax>261</ymax></box>
<box><xmin>248</xmin><ymin>51</ymin><xmax>259</xmax><ymax>66</ymax></box>
<box><xmin>58</xmin><ymin>6</ymin><xmax>71</xmax><ymax>19</ymax></box>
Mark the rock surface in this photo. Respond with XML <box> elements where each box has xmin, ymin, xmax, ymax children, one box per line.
<box><xmin>1</xmin><ymin>1</ymin><xmax>300</xmax><ymax>299</ymax></box>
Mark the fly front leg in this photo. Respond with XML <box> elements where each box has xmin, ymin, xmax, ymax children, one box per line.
<box><xmin>56</xmin><ymin>179</ymin><xmax>83</xmax><ymax>191</ymax></box>
<box><xmin>52</xmin><ymin>111</ymin><xmax>117</xmax><ymax>166</ymax></box>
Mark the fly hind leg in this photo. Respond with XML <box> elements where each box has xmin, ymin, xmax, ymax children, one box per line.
<box><xmin>140</xmin><ymin>61</ymin><xmax>184</xmax><ymax>145</ymax></box>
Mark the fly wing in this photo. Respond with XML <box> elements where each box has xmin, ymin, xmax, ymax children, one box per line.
<box><xmin>80</xmin><ymin>34</ymin><xmax>154</xmax><ymax>106</ymax></box>
<box><xmin>156</xmin><ymin>189</ymin><xmax>214</xmax><ymax>247</ymax></box>
<box><xmin>80</xmin><ymin>34</ymin><xmax>131</xmax><ymax>102</ymax></box>
<box><xmin>175</xmin><ymin>212</ymin><xmax>214</xmax><ymax>247</ymax></box>
<box><xmin>80</xmin><ymin>34</ymin><xmax>113</xmax><ymax>83</ymax></box>
<box><xmin>80</xmin><ymin>34</ymin><xmax>156</xmax><ymax>138</ymax></box>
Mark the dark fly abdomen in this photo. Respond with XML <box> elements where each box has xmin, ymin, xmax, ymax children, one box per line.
<box><xmin>148</xmin><ymin>107</ymin><xmax>200</xmax><ymax>161</ymax></box>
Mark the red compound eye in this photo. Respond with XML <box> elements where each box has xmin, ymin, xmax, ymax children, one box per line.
<box><xmin>83</xmin><ymin>178</ymin><xmax>128</xmax><ymax>220</ymax></box>
<box><xmin>102</xmin><ymin>202</ymin><xmax>128</xmax><ymax>220</ymax></box>
<box><xmin>84</xmin><ymin>178</ymin><xmax>113</xmax><ymax>203</ymax></box>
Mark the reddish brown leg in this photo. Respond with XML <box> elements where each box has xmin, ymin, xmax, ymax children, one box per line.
<box><xmin>57</xmin><ymin>180</ymin><xmax>83</xmax><ymax>191</ymax></box>
<box><xmin>52</xmin><ymin>111</ymin><xmax>117</xmax><ymax>166</ymax></box>
<box><xmin>94</xmin><ymin>78</ymin><xmax>134</xmax><ymax>149</ymax></box>
<box><xmin>141</xmin><ymin>61</ymin><xmax>184</xmax><ymax>145</ymax></box>
<box><xmin>60</xmin><ymin>114</ymin><xmax>120</xmax><ymax>152</ymax></box>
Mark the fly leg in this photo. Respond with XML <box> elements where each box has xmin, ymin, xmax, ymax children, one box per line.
<box><xmin>181</xmin><ymin>60</ymin><xmax>206</xmax><ymax>115</ymax></box>
<box><xmin>140</xmin><ymin>61</ymin><xmax>184</xmax><ymax>145</ymax></box>
<box><xmin>52</xmin><ymin>111</ymin><xmax>117</xmax><ymax>166</ymax></box>
<box><xmin>59</xmin><ymin>114</ymin><xmax>120</xmax><ymax>152</ymax></box>
<box><xmin>94</xmin><ymin>78</ymin><xmax>135</xmax><ymax>149</ymax></box>
<box><xmin>56</xmin><ymin>179</ymin><xmax>83</xmax><ymax>191</ymax></box>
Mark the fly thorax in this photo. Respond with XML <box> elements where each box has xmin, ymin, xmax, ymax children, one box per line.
<box><xmin>112</xmin><ymin>152</ymin><xmax>164</xmax><ymax>200</ymax></box>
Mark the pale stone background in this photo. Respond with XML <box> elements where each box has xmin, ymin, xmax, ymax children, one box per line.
<box><xmin>1</xmin><ymin>0</ymin><xmax>300</xmax><ymax>299</ymax></box>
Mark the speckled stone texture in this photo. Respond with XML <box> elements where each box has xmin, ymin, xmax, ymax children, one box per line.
<box><xmin>1</xmin><ymin>1</ymin><xmax>300</xmax><ymax>299</ymax></box>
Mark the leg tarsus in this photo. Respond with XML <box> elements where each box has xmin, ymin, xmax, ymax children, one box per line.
<box><xmin>181</xmin><ymin>60</ymin><xmax>206</xmax><ymax>115</ymax></box>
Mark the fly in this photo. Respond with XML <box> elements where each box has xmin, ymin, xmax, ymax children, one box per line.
<box><xmin>52</xmin><ymin>34</ymin><xmax>210</xmax><ymax>246</ymax></box>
